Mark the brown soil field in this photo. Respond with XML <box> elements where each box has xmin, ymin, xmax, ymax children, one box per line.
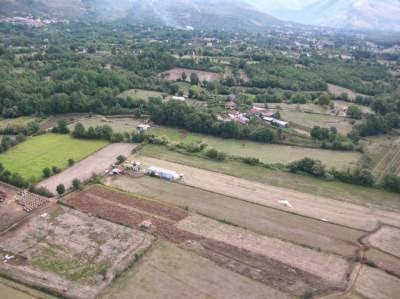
<box><xmin>365</xmin><ymin>249</ymin><xmax>400</xmax><ymax>277</ymax></box>
<box><xmin>101</xmin><ymin>240</ymin><xmax>292</xmax><ymax>299</ymax></box>
<box><xmin>352</xmin><ymin>266</ymin><xmax>400</xmax><ymax>299</ymax></box>
<box><xmin>366</xmin><ymin>226</ymin><xmax>400</xmax><ymax>258</ymax></box>
<box><xmin>0</xmin><ymin>205</ymin><xmax>153</xmax><ymax>299</ymax></box>
<box><xmin>182</xmin><ymin>238</ymin><xmax>339</xmax><ymax>297</ymax></box>
<box><xmin>138</xmin><ymin>157</ymin><xmax>400</xmax><ymax>231</ymax></box>
<box><xmin>85</xmin><ymin>186</ymin><xmax>188</xmax><ymax>221</ymax></box>
<box><xmin>177</xmin><ymin>215</ymin><xmax>350</xmax><ymax>288</ymax></box>
<box><xmin>158</xmin><ymin>68</ymin><xmax>222</xmax><ymax>82</ymax></box>
<box><xmin>63</xmin><ymin>186</ymin><xmax>197</xmax><ymax>244</ymax></box>
<box><xmin>108</xmin><ymin>176</ymin><xmax>364</xmax><ymax>257</ymax></box>
<box><xmin>39</xmin><ymin>143</ymin><xmax>134</xmax><ymax>193</ymax></box>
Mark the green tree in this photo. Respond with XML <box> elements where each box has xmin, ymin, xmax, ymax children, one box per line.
<box><xmin>56</xmin><ymin>184</ymin><xmax>65</xmax><ymax>195</ymax></box>
<box><xmin>190</xmin><ymin>73</ymin><xmax>199</xmax><ymax>85</ymax></box>
<box><xmin>347</xmin><ymin>106</ymin><xmax>362</xmax><ymax>119</ymax></box>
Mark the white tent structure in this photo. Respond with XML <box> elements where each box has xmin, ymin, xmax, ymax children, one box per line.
<box><xmin>147</xmin><ymin>166</ymin><xmax>181</xmax><ymax>181</ymax></box>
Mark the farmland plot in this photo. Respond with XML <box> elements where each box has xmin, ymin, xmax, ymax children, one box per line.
<box><xmin>177</xmin><ymin>215</ymin><xmax>350</xmax><ymax>287</ymax></box>
<box><xmin>108</xmin><ymin>176</ymin><xmax>364</xmax><ymax>257</ymax></box>
<box><xmin>138</xmin><ymin>157</ymin><xmax>400</xmax><ymax>231</ymax></box>
<box><xmin>101</xmin><ymin>240</ymin><xmax>291</xmax><ymax>299</ymax></box>
<box><xmin>68</xmin><ymin>115</ymin><xmax>142</xmax><ymax>134</ymax></box>
<box><xmin>0</xmin><ymin>134</ymin><xmax>108</xmax><ymax>182</ymax></box>
<box><xmin>139</xmin><ymin>144</ymin><xmax>400</xmax><ymax>210</ymax></box>
<box><xmin>352</xmin><ymin>266</ymin><xmax>400</xmax><ymax>299</ymax></box>
<box><xmin>366</xmin><ymin>226</ymin><xmax>400</xmax><ymax>258</ymax></box>
<box><xmin>0</xmin><ymin>206</ymin><xmax>153</xmax><ymax>299</ymax></box>
<box><xmin>365</xmin><ymin>249</ymin><xmax>400</xmax><ymax>277</ymax></box>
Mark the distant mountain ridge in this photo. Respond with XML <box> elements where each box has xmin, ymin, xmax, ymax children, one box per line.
<box><xmin>272</xmin><ymin>0</ymin><xmax>400</xmax><ymax>32</ymax></box>
<box><xmin>0</xmin><ymin>0</ymin><xmax>280</xmax><ymax>31</ymax></box>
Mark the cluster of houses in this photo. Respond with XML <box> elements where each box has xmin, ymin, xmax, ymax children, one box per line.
<box><xmin>219</xmin><ymin>100</ymin><xmax>289</xmax><ymax>129</ymax></box>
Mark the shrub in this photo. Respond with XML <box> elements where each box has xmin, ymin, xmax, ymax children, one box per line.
<box><xmin>243</xmin><ymin>157</ymin><xmax>260</xmax><ymax>165</ymax></box>
<box><xmin>56</xmin><ymin>184</ymin><xmax>65</xmax><ymax>195</ymax></box>
<box><xmin>116</xmin><ymin>155</ymin><xmax>127</xmax><ymax>164</ymax></box>
<box><xmin>72</xmin><ymin>178</ymin><xmax>82</xmax><ymax>190</ymax></box>
<box><xmin>68</xmin><ymin>158</ymin><xmax>75</xmax><ymax>166</ymax></box>
<box><xmin>206</xmin><ymin>148</ymin><xmax>226</xmax><ymax>161</ymax></box>
<box><xmin>42</xmin><ymin>167</ymin><xmax>52</xmax><ymax>178</ymax></box>
<box><xmin>382</xmin><ymin>174</ymin><xmax>400</xmax><ymax>193</ymax></box>
<box><xmin>52</xmin><ymin>166</ymin><xmax>62</xmax><ymax>174</ymax></box>
<box><xmin>29</xmin><ymin>186</ymin><xmax>53</xmax><ymax>198</ymax></box>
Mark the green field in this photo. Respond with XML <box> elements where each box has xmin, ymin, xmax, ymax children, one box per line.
<box><xmin>0</xmin><ymin>134</ymin><xmax>108</xmax><ymax>181</ymax></box>
<box><xmin>149</xmin><ymin>126</ymin><xmax>203</xmax><ymax>144</ymax></box>
<box><xmin>148</xmin><ymin>126</ymin><xmax>360</xmax><ymax>169</ymax></box>
<box><xmin>137</xmin><ymin>144</ymin><xmax>400</xmax><ymax>210</ymax></box>
<box><xmin>204</xmin><ymin>137</ymin><xmax>361</xmax><ymax>169</ymax></box>
<box><xmin>118</xmin><ymin>89</ymin><xmax>164</xmax><ymax>100</ymax></box>
<box><xmin>281</xmin><ymin>110</ymin><xmax>353</xmax><ymax>133</ymax></box>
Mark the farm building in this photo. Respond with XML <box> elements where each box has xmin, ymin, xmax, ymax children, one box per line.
<box><xmin>263</xmin><ymin>117</ymin><xmax>289</xmax><ymax>128</ymax></box>
<box><xmin>172</xmin><ymin>96</ymin><xmax>186</xmax><ymax>101</ymax></box>
<box><xmin>147</xmin><ymin>166</ymin><xmax>181</xmax><ymax>181</ymax></box>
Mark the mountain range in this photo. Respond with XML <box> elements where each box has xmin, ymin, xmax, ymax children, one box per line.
<box><xmin>0</xmin><ymin>0</ymin><xmax>400</xmax><ymax>32</ymax></box>
<box><xmin>270</xmin><ymin>0</ymin><xmax>400</xmax><ymax>32</ymax></box>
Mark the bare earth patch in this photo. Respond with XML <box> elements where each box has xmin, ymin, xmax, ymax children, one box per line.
<box><xmin>39</xmin><ymin>143</ymin><xmax>134</xmax><ymax>193</ymax></box>
<box><xmin>138</xmin><ymin>157</ymin><xmax>400</xmax><ymax>231</ymax></box>
<box><xmin>177</xmin><ymin>215</ymin><xmax>350</xmax><ymax>288</ymax></box>
<box><xmin>367</xmin><ymin>226</ymin><xmax>400</xmax><ymax>258</ymax></box>
<box><xmin>158</xmin><ymin>68</ymin><xmax>222</xmax><ymax>82</ymax></box>
<box><xmin>0</xmin><ymin>206</ymin><xmax>153</xmax><ymax>299</ymax></box>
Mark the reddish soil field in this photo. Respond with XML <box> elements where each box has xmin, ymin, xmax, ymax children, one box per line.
<box><xmin>88</xmin><ymin>186</ymin><xmax>188</xmax><ymax>221</ymax></box>
<box><xmin>63</xmin><ymin>187</ymin><xmax>196</xmax><ymax>244</ymax></box>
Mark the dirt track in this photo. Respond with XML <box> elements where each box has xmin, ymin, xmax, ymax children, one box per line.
<box><xmin>139</xmin><ymin>157</ymin><xmax>400</xmax><ymax>231</ymax></box>
<box><xmin>39</xmin><ymin>143</ymin><xmax>134</xmax><ymax>193</ymax></box>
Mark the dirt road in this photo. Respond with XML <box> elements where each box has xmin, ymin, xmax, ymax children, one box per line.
<box><xmin>39</xmin><ymin>143</ymin><xmax>134</xmax><ymax>193</ymax></box>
